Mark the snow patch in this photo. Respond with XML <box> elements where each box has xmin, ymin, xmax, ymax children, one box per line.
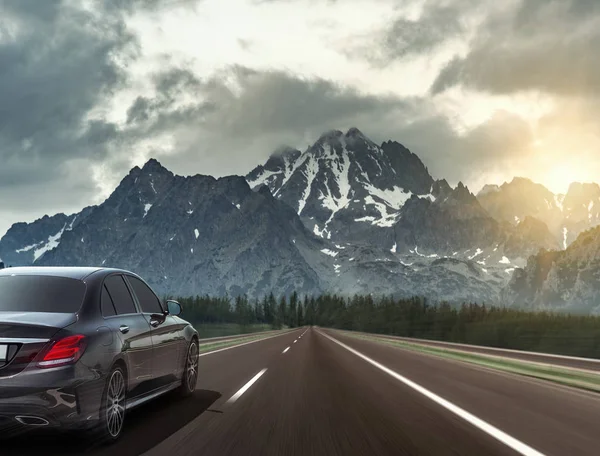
<box><xmin>320</xmin><ymin>146</ymin><xmax>352</xmax><ymax>226</ymax></box>
<box><xmin>364</xmin><ymin>184</ymin><xmax>412</xmax><ymax>210</ymax></box>
<box><xmin>190</xmin><ymin>248</ymin><xmax>194</xmax><ymax>254</ymax></box>
<box><xmin>321</xmin><ymin>249</ymin><xmax>338</xmax><ymax>258</ymax></box>
<box><xmin>313</xmin><ymin>224</ymin><xmax>331</xmax><ymax>239</ymax></box>
<box><xmin>16</xmin><ymin>243</ymin><xmax>37</xmax><ymax>253</ymax></box>
<box><xmin>505</xmin><ymin>268</ymin><xmax>515</xmax><ymax>274</ymax></box>
<box><xmin>364</xmin><ymin>195</ymin><xmax>401</xmax><ymax>227</ymax></box>
<box><xmin>334</xmin><ymin>264</ymin><xmax>341</xmax><ymax>274</ymax></box>
<box><xmin>194</xmin><ymin>229</ymin><xmax>199</xmax><ymax>239</ymax></box>
<box><xmin>33</xmin><ymin>224</ymin><xmax>66</xmax><ymax>262</ymax></box>
<box><xmin>275</xmin><ymin>153</ymin><xmax>310</xmax><ymax>196</ymax></box>
<box><xmin>468</xmin><ymin>248</ymin><xmax>483</xmax><ymax>260</ymax></box>
<box><xmin>390</xmin><ymin>242</ymin><xmax>397</xmax><ymax>253</ymax></box>
<box><xmin>66</xmin><ymin>216</ymin><xmax>78</xmax><ymax>231</ymax></box>
<box><xmin>499</xmin><ymin>256</ymin><xmax>511</xmax><ymax>264</ymax></box>
<box><xmin>143</xmin><ymin>203</ymin><xmax>152</xmax><ymax>218</ymax></box>
<box><xmin>187</xmin><ymin>210</ymin><xmax>194</xmax><ymax>215</ymax></box>
<box><xmin>247</xmin><ymin>169</ymin><xmax>279</xmax><ymax>189</ymax></box>
<box><xmin>297</xmin><ymin>157</ymin><xmax>318</xmax><ymax>215</ymax></box>
<box><xmin>563</xmin><ymin>227</ymin><xmax>568</xmax><ymax>249</ymax></box>
<box><xmin>236</xmin><ymin>203</ymin><xmax>241</xmax><ymax>210</ymax></box>
<box><xmin>554</xmin><ymin>194</ymin><xmax>564</xmax><ymax>212</ymax></box>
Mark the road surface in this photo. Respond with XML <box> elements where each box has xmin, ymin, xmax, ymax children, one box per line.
<box><xmin>4</xmin><ymin>327</ymin><xmax>600</xmax><ymax>455</ymax></box>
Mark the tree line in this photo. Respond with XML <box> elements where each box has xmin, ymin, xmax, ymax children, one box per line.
<box><xmin>172</xmin><ymin>293</ymin><xmax>600</xmax><ymax>358</ymax></box>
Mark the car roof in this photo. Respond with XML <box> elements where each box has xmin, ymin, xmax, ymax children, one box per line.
<box><xmin>0</xmin><ymin>266</ymin><xmax>133</xmax><ymax>281</ymax></box>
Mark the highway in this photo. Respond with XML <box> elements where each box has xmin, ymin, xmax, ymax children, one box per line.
<box><xmin>4</xmin><ymin>326</ymin><xmax>600</xmax><ymax>455</ymax></box>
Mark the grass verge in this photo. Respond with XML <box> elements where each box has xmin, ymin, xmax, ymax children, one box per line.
<box><xmin>338</xmin><ymin>330</ymin><xmax>600</xmax><ymax>393</ymax></box>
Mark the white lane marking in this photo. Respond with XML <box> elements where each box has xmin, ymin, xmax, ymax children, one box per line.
<box><xmin>199</xmin><ymin>329</ymin><xmax>302</xmax><ymax>357</ymax></box>
<box><xmin>318</xmin><ymin>330</ymin><xmax>546</xmax><ymax>456</ymax></box>
<box><xmin>282</xmin><ymin>347</ymin><xmax>290</xmax><ymax>354</ymax></box>
<box><xmin>226</xmin><ymin>368</ymin><xmax>268</xmax><ymax>404</ymax></box>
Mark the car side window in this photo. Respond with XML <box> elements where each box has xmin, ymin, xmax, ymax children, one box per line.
<box><xmin>104</xmin><ymin>275</ymin><xmax>137</xmax><ymax>315</ymax></box>
<box><xmin>101</xmin><ymin>284</ymin><xmax>117</xmax><ymax>317</ymax></box>
<box><xmin>128</xmin><ymin>276</ymin><xmax>163</xmax><ymax>314</ymax></box>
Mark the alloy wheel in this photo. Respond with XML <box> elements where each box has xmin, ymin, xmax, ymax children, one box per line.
<box><xmin>186</xmin><ymin>342</ymin><xmax>198</xmax><ymax>391</ymax></box>
<box><xmin>106</xmin><ymin>369</ymin><xmax>126</xmax><ymax>438</ymax></box>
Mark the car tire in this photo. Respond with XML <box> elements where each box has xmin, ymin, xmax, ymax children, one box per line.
<box><xmin>96</xmin><ymin>365</ymin><xmax>127</xmax><ymax>443</ymax></box>
<box><xmin>176</xmin><ymin>339</ymin><xmax>198</xmax><ymax>397</ymax></box>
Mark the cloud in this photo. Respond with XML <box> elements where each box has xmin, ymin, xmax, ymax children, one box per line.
<box><xmin>0</xmin><ymin>1</ymin><xmax>148</xmax><ymax>234</ymax></box>
<box><xmin>118</xmin><ymin>65</ymin><xmax>421</xmax><ymax>177</ymax></box>
<box><xmin>431</xmin><ymin>0</ymin><xmax>600</xmax><ymax>96</ymax></box>
<box><xmin>341</xmin><ymin>0</ymin><xmax>482</xmax><ymax>67</ymax></box>
<box><xmin>2</xmin><ymin>0</ymin><xmax>599</xmax><ymax>237</ymax></box>
<box><xmin>120</xmin><ymin>62</ymin><xmax>534</xmax><ymax>194</ymax></box>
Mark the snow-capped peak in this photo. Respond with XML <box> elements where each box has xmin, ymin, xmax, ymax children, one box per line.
<box><xmin>246</xmin><ymin>127</ymin><xmax>436</xmax><ymax>241</ymax></box>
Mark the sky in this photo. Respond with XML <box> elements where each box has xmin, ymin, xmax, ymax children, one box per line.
<box><xmin>1</xmin><ymin>0</ymin><xmax>600</xmax><ymax>236</ymax></box>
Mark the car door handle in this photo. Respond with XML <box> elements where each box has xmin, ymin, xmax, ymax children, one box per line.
<box><xmin>150</xmin><ymin>320</ymin><xmax>159</xmax><ymax>328</ymax></box>
<box><xmin>119</xmin><ymin>325</ymin><xmax>130</xmax><ymax>334</ymax></box>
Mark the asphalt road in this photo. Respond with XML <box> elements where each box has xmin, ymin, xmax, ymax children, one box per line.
<box><xmin>5</xmin><ymin>327</ymin><xmax>600</xmax><ymax>455</ymax></box>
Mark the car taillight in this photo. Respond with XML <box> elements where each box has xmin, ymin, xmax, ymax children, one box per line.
<box><xmin>37</xmin><ymin>335</ymin><xmax>87</xmax><ymax>368</ymax></box>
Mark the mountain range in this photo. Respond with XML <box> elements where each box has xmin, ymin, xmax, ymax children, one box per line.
<box><xmin>2</xmin><ymin>128</ymin><xmax>600</xmax><ymax>313</ymax></box>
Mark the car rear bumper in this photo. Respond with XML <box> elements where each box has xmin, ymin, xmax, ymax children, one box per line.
<box><xmin>0</xmin><ymin>364</ymin><xmax>105</xmax><ymax>430</ymax></box>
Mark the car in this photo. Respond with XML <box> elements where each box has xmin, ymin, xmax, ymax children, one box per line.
<box><xmin>0</xmin><ymin>266</ymin><xmax>199</xmax><ymax>442</ymax></box>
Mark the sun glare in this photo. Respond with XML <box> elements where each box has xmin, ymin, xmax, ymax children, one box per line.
<box><xmin>545</xmin><ymin>164</ymin><xmax>583</xmax><ymax>194</ymax></box>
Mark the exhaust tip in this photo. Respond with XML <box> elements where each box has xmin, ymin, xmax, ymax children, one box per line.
<box><xmin>15</xmin><ymin>415</ymin><xmax>49</xmax><ymax>426</ymax></box>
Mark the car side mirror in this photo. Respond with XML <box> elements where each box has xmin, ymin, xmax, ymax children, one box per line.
<box><xmin>166</xmin><ymin>300</ymin><xmax>182</xmax><ymax>316</ymax></box>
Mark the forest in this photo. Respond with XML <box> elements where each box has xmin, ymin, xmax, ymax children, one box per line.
<box><xmin>172</xmin><ymin>293</ymin><xmax>600</xmax><ymax>358</ymax></box>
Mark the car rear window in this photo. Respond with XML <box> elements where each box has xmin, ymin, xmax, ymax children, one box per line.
<box><xmin>0</xmin><ymin>275</ymin><xmax>86</xmax><ymax>313</ymax></box>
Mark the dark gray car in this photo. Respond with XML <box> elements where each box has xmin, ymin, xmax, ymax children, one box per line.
<box><xmin>0</xmin><ymin>267</ymin><xmax>199</xmax><ymax>442</ymax></box>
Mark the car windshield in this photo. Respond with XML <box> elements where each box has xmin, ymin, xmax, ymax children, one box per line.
<box><xmin>0</xmin><ymin>275</ymin><xmax>86</xmax><ymax>313</ymax></box>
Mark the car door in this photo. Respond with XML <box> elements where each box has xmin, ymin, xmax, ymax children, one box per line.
<box><xmin>102</xmin><ymin>274</ymin><xmax>154</xmax><ymax>393</ymax></box>
<box><xmin>124</xmin><ymin>275</ymin><xmax>184</xmax><ymax>383</ymax></box>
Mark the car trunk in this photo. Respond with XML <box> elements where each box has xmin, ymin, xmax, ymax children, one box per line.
<box><xmin>0</xmin><ymin>312</ymin><xmax>77</xmax><ymax>377</ymax></box>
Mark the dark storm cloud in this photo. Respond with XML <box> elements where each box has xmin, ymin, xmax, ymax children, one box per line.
<box><xmin>203</xmin><ymin>67</ymin><xmax>411</xmax><ymax>135</ymax></box>
<box><xmin>373</xmin><ymin>0</ymin><xmax>472</xmax><ymax>62</ymax></box>
<box><xmin>0</xmin><ymin>0</ymin><xmax>151</xmax><ymax>234</ymax></box>
<box><xmin>345</xmin><ymin>0</ymin><xmax>478</xmax><ymax>66</ymax></box>
<box><xmin>431</xmin><ymin>0</ymin><xmax>600</xmax><ymax>95</ymax></box>
<box><xmin>122</xmin><ymin>64</ymin><xmax>529</xmax><ymax>190</ymax></box>
<box><xmin>114</xmin><ymin>65</ymin><xmax>420</xmax><ymax>178</ymax></box>
<box><xmin>0</xmin><ymin>0</ymin><xmax>564</xmax><ymax>236</ymax></box>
